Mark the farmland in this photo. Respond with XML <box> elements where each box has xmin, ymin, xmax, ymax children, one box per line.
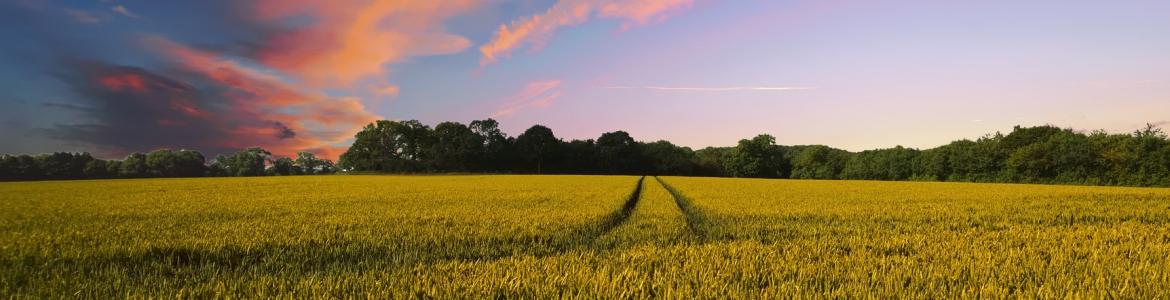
<box><xmin>3</xmin><ymin>175</ymin><xmax>1170</xmax><ymax>298</ymax></box>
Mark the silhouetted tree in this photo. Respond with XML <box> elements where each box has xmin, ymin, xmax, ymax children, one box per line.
<box><xmin>429</xmin><ymin>121</ymin><xmax>483</xmax><ymax>171</ymax></box>
<box><xmin>470</xmin><ymin>119</ymin><xmax>510</xmax><ymax>171</ymax></box>
<box><xmin>596</xmin><ymin>131</ymin><xmax>644</xmax><ymax>174</ymax></box>
<box><xmin>515</xmin><ymin>125</ymin><xmax>560</xmax><ymax>174</ymax></box>
<box><xmin>641</xmin><ymin>140</ymin><xmax>696</xmax><ymax>175</ymax></box>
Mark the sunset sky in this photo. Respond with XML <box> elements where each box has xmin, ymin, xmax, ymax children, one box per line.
<box><xmin>2</xmin><ymin>0</ymin><xmax>1168</xmax><ymax>159</ymax></box>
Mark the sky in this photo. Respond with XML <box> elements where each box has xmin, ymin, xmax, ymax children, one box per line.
<box><xmin>1</xmin><ymin>0</ymin><xmax>1168</xmax><ymax>160</ymax></box>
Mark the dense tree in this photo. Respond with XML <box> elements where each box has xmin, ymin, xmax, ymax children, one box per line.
<box><xmin>790</xmin><ymin>145</ymin><xmax>851</xmax><ymax>179</ymax></box>
<box><xmin>145</xmin><ymin>149</ymin><xmax>206</xmax><ymax>177</ymax></box>
<box><xmin>217</xmin><ymin>147</ymin><xmax>271</xmax><ymax>176</ymax></box>
<box><xmin>726</xmin><ymin>135</ymin><xmax>789</xmax><ymax>178</ymax></box>
<box><xmin>642</xmin><ymin>140</ymin><xmax>696</xmax><ymax>176</ymax></box>
<box><xmin>596</xmin><ymin>131</ymin><xmax>645</xmax><ymax>174</ymax></box>
<box><xmin>339</xmin><ymin>120</ymin><xmax>433</xmax><ymax>172</ymax></box>
<box><xmin>120</xmin><ymin>153</ymin><xmax>148</xmax><ymax>178</ymax></box>
<box><xmin>1</xmin><ymin>155</ymin><xmax>41</xmax><ymax>180</ymax></box>
<box><xmin>841</xmin><ymin>146</ymin><xmax>919</xmax><ymax>181</ymax></box>
<box><xmin>397</xmin><ymin>120</ymin><xmax>434</xmax><ymax>164</ymax></box>
<box><xmin>561</xmin><ymin>139</ymin><xmax>599</xmax><ymax>174</ymax></box>
<box><xmin>515</xmin><ymin>125</ymin><xmax>560</xmax><ymax>174</ymax></box>
<box><xmin>270</xmin><ymin>157</ymin><xmax>295</xmax><ymax>176</ymax></box>
<box><xmin>470</xmin><ymin>119</ymin><xmax>510</xmax><ymax>170</ymax></box>
<box><xmin>295</xmin><ymin>152</ymin><xmax>336</xmax><ymax>175</ymax></box>
<box><xmin>339</xmin><ymin>120</ymin><xmax>399</xmax><ymax>172</ymax></box>
<box><xmin>694</xmin><ymin>147</ymin><xmax>731</xmax><ymax>177</ymax></box>
<box><xmin>83</xmin><ymin>159</ymin><xmax>110</xmax><ymax>178</ymax></box>
<box><xmin>5</xmin><ymin>121</ymin><xmax>1170</xmax><ymax>187</ymax></box>
<box><xmin>34</xmin><ymin>152</ymin><xmax>92</xmax><ymax>179</ymax></box>
<box><xmin>104</xmin><ymin>160</ymin><xmax>122</xmax><ymax>177</ymax></box>
<box><xmin>429</xmin><ymin>122</ymin><xmax>484</xmax><ymax>171</ymax></box>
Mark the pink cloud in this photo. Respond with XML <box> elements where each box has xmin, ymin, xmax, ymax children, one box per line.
<box><xmin>111</xmin><ymin>5</ymin><xmax>139</xmax><ymax>18</ymax></box>
<box><xmin>491</xmin><ymin>80</ymin><xmax>563</xmax><ymax>118</ymax></box>
<box><xmin>480</xmin><ymin>0</ymin><xmax>694</xmax><ymax>66</ymax></box>
<box><xmin>143</xmin><ymin>36</ymin><xmax>381</xmax><ymax>159</ymax></box>
<box><xmin>249</xmin><ymin>0</ymin><xmax>479</xmax><ymax>88</ymax></box>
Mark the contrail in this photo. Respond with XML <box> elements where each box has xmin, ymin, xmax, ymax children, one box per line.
<box><xmin>602</xmin><ymin>86</ymin><xmax>814</xmax><ymax>91</ymax></box>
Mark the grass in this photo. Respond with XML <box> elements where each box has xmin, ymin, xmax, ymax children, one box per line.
<box><xmin>2</xmin><ymin>175</ymin><xmax>1170</xmax><ymax>297</ymax></box>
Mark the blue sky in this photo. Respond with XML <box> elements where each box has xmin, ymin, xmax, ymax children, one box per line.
<box><xmin>1</xmin><ymin>0</ymin><xmax>1168</xmax><ymax>158</ymax></box>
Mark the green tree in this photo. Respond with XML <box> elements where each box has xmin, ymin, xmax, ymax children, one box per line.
<box><xmin>104</xmin><ymin>160</ymin><xmax>122</xmax><ymax>178</ymax></box>
<box><xmin>83</xmin><ymin>159</ymin><xmax>110</xmax><ymax>178</ymax></box>
<box><xmin>295</xmin><ymin>151</ymin><xmax>336</xmax><ymax>174</ymax></box>
<box><xmin>218</xmin><ymin>147</ymin><xmax>271</xmax><ymax>176</ymax></box>
<box><xmin>339</xmin><ymin>120</ymin><xmax>433</xmax><ymax>172</ymax></box>
<box><xmin>270</xmin><ymin>157</ymin><xmax>295</xmax><ymax>176</ymax></box>
<box><xmin>842</xmin><ymin>146</ymin><xmax>919</xmax><ymax>181</ymax></box>
<box><xmin>726</xmin><ymin>134</ymin><xmax>789</xmax><ymax>178</ymax></box>
<box><xmin>641</xmin><ymin>140</ymin><xmax>696</xmax><ymax>175</ymax></box>
<box><xmin>791</xmin><ymin>145</ymin><xmax>851</xmax><ymax>179</ymax></box>
<box><xmin>120</xmin><ymin>153</ymin><xmax>148</xmax><ymax>178</ymax></box>
<box><xmin>694</xmin><ymin>147</ymin><xmax>731</xmax><ymax>177</ymax></box>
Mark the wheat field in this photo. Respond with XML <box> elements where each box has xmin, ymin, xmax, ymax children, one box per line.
<box><xmin>2</xmin><ymin>175</ymin><xmax>1169</xmax><ymax>298</ymax></box>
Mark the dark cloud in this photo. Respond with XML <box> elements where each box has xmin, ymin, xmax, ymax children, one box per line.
<box><xmin>45</xmin><ymin>59</ymin><xmax>296</xmax><ymax>157</ymax></box>
<box><xmin>2</xmin><ymin>1</ymin><xmax>381</xmax><ymax>159</ymax></box>
<box><xmin>272</xmin><ymin>121</ymin><xmax>296</xmax><ymax>139</ymax></box>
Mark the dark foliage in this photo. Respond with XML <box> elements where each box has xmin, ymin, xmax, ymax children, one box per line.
<box><xmin>5</xmin><ymin>121</ymin><xmax>1170</xmax><ymax>187</ymax></box>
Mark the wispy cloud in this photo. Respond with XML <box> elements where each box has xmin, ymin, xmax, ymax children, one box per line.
<box><xmin>602</xmin><ymin>86</ymin><xmax>814</xmax><ymax>92</ymax></box>
<box><xmin>111</xmin><ymin>5</ymin><xmax>139</xmax><ymax>18</ymax></box>
<box><xmin>491</xmin><ymin>80</ymin><xmax>563</xmax><ymax>118</ymax></box>
<box><xmin>480</xmin><ymin>0</ymin><xmax>694</xmax><ymax>66</ymax></box>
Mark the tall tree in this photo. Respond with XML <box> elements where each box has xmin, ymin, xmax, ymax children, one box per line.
<box><xmin>429</xmin><ymin>122</ymin><xmax>483</xmax><ymax>171</ymax></box>
<box><xmin>515</xmin><ymin>125</ymin><xmax>560</xmax><ymax>174</ymax></box>
<box><xmin>596</xmin><ymin>131</ymin><xmax>644</xmax><ymax>174</ymax></box>
<box><xmin>470</xmin><ymin>119</ymin><xmax>509</xmax><ymax>170</ymax></box>
<box><xmin>339</xmin><ymin>120</ymin><xmax>433</xmax><ymax>172</ymax></box>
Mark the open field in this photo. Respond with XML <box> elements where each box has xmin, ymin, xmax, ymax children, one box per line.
<box><xmin>3</xmin><ymin>175</ymin><xmax>1170</xmax><ymax>298</ymax></box>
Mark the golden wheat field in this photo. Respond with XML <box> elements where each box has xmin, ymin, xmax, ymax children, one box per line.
<box><xmin>2</xmin><ymin>175</ymin><xmax>1170</xmax><ymax>298</ymax></box>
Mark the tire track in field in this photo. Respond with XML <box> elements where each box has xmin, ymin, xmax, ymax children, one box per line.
<box><xmin>45</xmin><ymin>176</ymin><xmax>652</xmax><ymax>273</ymax></box>
<box><xmin>585</xmin><ymin>176</ymin><xmax>645</xmax><ymax>240</ymax></box>
<box><xmin>590</xmin><ymin>177</ymin><xmax>697</xmax><ymax>249</ymax></box>
<box><xmin>654</xmin><ymin>176</ymin><xmax>715</xmax><ymax>242</ymax></box>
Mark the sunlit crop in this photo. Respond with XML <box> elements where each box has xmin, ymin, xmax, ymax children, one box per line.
<box><xmin>2</xmin><ymin>175</ymin><xmax>1169</xmax><ymax>298</ymax></box>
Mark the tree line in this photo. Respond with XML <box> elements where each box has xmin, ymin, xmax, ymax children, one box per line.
<box><xmin>333</xmin><ymin>119</ymin><xmax>1170</xmax><ymax>187</ymax></box>
<box><xmin>3</xmin><ymin>119</ymin><xmax>1170</xmax><ymax>187</ymax></box>
<box><xmin>0</xmin><ymin>148</ymin><xmax>337</xmax><ymax>181</ymax></box>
